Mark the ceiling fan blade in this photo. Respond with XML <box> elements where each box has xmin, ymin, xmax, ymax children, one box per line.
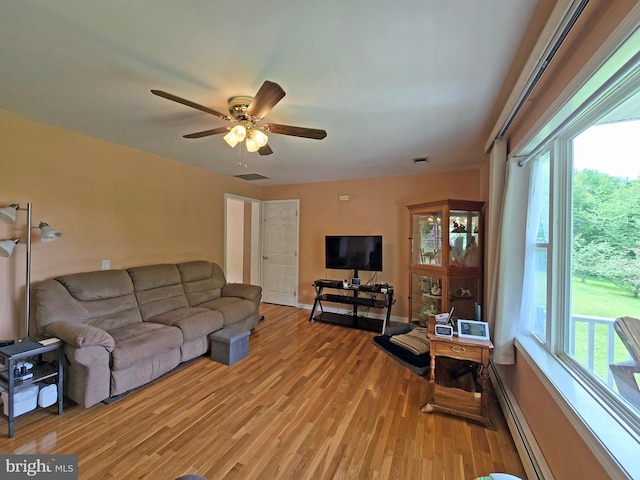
<box><xmin>151</xmin><ymin>90</ymin><xmax>229</xmax><ymax>120</ymax></box>
<box><xmin>264</xmin><ymin>123</ymin><xmax>327</xmax><ymax>140</ymax></box>
<box><xmin>246</xmin><ymin>81</ymin><xmax>286</xmax><ymax>119</ymax></box>
<box><xmin>183</xmin><ymin>126</ymin><xmax>231</xmax><ymax>139</ymax></box>
<box><xmin>258</xmin><ymin>144</ymin><xmax>273</xmax><ymax>156</ymax></box>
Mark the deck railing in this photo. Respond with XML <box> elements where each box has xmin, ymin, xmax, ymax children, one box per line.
<box><xmin>568</xmin><ymin>314</ymin><xmax>628</xmax><ymax>387</ymax></box>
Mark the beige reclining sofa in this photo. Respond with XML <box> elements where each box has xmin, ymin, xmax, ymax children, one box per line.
<box><xmin>34</xmin><ymin>260</ymin><xmax>261</xmax><ymax>407</ymax></box>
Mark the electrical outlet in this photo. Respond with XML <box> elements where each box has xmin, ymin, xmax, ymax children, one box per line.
<box><xmin>101</xmin><ymin>259</ymin><xmax>110</xmax><ymax>270</ymax></box>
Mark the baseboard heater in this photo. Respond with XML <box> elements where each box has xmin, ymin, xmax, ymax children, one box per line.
<box><xmin>489</xmin><ymin>361</ymin><xmax>554</xmax><ymax>480</ymax></box>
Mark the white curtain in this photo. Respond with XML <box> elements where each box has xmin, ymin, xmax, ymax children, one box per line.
<box><xmin>485</xmin><ymin>139</ymin><xmax>506</xmax><ymax>335</ymax></box>
<box><xmin>490</xmin><ymin>156</ymin><xmax>531</xmax><ymax>364</ymax></box>
<box><xmin>519</xmin><ymin>159</ymin><xmax>543</xmax><ymax>334</ymax></box>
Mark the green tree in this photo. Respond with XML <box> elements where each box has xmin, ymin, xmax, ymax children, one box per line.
<box><xmin>608</xmin><ymin>178</ymin><xmax>640</xmax><ymax>252</ymax></box>
<box><xmin>607</xmin><ymin>241</ymin><xmax>640</xmax><ymax>298</ymax></box>
<box><xmin>572</xmin><ymin>236</ymin><xmax>615</xmax><ymax>282</ymax></box>
<box><xmin>573</xmin><ymin>169</ymin><xmax>624</xmax><ymax>247</ymax></box>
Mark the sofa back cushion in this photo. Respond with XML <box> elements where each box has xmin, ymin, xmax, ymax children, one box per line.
<box><xmin>36</xmin><ymin>270</ymin><xmax>143</xmax><ymax>332</ymax></box>
<box><xmin>127</xmin><ymin>264</ymin><xmax>189</xmax><ymax>320</ymax></box>
<box><xmin>177</xmin><ymin>261</ymin><xmax>227</xmax><ymax>307</ymax></box>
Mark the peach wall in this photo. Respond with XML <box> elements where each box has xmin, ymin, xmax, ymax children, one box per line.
<box><xmin>0</xmin><ymin>110</ymin><xmax>261</xmax><ymax>339</ymax></box>
<box><xmin>261</xmin><ymin>171</ymin><xmax>482</xmax><ymax>318</ymax></box>
<box><xmin>498</xmin><ymin>355</ymin><xmax>609</xmax><ymax>480</ymax></box>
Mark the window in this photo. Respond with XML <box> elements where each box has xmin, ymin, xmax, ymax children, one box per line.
<box><xmin>507</xmin><ymin>20</ymin><xmax>640</xmax><ymax>477</ymax></box>
<box><xmin>569</xmin><ymin>117</ymin><xmax>640</xmax><ymax>409</ymax></box>
<box><xmin>531</xmin><ymin>150</ymin><xmax>550</xmax><ymax>343</ymax></box>
<box><xmin>523</xmin><ymin>82</ymin><xmax>640</xmax><ymax>429</ymax></box>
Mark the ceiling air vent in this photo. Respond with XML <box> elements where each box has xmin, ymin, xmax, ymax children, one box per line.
<box><xmin>412</xmin><ymin>156</ymin><xmax>430</xmax><ymax>164</ymax></box>
<box><xmin>233</xmin><ymin>173</ymin><xmax>270</xmax><ymax>181</ymax></box>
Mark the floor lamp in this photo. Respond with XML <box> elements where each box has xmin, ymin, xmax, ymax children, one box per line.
<box><xmin>0</xmin><ymin>203</ymin><xmax>62</xmax><ymax>339</ymax></box>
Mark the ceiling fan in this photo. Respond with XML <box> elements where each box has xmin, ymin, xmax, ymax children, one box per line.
<box><xmin>151</xmin><ymin>80</ymin><xmax>327</xmax><ymax>155</ymax></box>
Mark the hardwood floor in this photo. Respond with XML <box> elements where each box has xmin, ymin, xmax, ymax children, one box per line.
<box><xmin>0</xmin><ymin>304</ymin><xmax>527</xmax><ymax>479</ymax></box>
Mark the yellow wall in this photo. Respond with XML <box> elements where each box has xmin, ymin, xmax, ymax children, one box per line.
<box><xmin>262</xmin><ymin>172</ymin><xmax>482</xmax><ymax>318</ymax></box>
<box><xmin>0</xmin><ymin>110</ymin><xmax>261</xmax><ymax>339</ymax></box>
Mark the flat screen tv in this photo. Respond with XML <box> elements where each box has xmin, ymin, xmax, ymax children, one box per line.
<box><xmin>325</xmin><ymin>235</ymin><xmax>383</xmax><ymax>278</ymax></box>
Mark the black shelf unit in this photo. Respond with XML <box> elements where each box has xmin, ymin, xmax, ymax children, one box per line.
<box><xmin>0</xmin><ymin>339</ymin><xmax>64</xmax><ymax>438</ymax></box>
<box><xmin>309</xmin><ymin>280</ymin><xmax>394</xmax><ymax>333</ymax></box>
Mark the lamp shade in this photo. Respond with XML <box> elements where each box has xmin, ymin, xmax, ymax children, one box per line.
<box><xmin>251</xmin><ymin>129</ymin><xmax>268</xmax><ymax>147</ymax></box>
<box><xmin>39</xmin><ymin>222</ymin><xmax>62</xmax><ymax>242</ymax></box>
<box><xmin>0</xmin><ymin>238</ymin><xmax>20</xmax><ymax>257</ymax></box>
<box><xmin>0</xmin><ymin>204</ymin><xmax>19</xmax><ymax>224</ymax></box>
<box><xmin>223</xmin><ymin>125</ymin><xmax>247</xmax><ymax>148</ymax></box>
<box><xmin>245</xmin><ymin>136</ymin><xmax>260</xmax><ymax>152</ymax></box>
<box><xmin>245</xmin><ymin>128</ymin><xmax>268</xmax><ymax>152</ymax></box>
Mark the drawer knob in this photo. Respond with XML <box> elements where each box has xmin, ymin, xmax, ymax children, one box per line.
<box><xmin>450</xmin><ymin>346</ymin><xmax>466</xmax><ymax>353</ymax></box>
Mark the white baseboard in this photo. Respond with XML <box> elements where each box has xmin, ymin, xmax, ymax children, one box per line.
<box><xmin>490</xmin><ymin>361</ymin><xmax>554</xmax><ymax>480</ymax></box>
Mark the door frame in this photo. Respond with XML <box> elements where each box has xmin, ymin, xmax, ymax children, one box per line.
<box><xmin>224</xmin><ymin>193</ymin><xmax>262</xmax><ymax>285</ymax></box>
<box><xmin>223</xmin><ymin>195</ymin><xmax>300</xmax><ymax>306</ymax></box>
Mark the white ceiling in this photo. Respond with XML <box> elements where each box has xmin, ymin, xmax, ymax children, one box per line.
<box><xmin>0</xmin><ymin>1</ymin><xmax>539</xmax><ymax>186</ymax></box>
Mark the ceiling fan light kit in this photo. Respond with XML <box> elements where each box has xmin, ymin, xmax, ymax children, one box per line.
<box><xmin>223</xmin><ymin>124</ymin><xmax>247</xmax><ymax>148</ymax></box>
<box><xmin>151</xmin><ymin>80</ymin><xmax>327</xmax><ymax>156</ymax></box>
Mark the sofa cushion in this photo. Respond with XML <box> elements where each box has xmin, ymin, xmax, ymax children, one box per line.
<box><xmin>35</xmin><ymin>279</ymin><xmax>92</xmax><ymax>329</ymax></box>
<box><xmin>127</xmin><ymin>264</ymin><xmax>189</xmax><ymax>320</ymax></box>
<box><xmin>57</xmin><ymin>270</ymin><xmax>134</xmax><ymax>301</ymax></box>
<box><xmin>109</xmin><ymin>322</ymin><xmax>183</xmax><ymax>371</ymax></box>
<box><xmin>177</xmin><ymin>261</ymin><xmax>226</xmax><ymax>307</ymax></box>
<box><xmin>146</xmin><ymin>307</ymin><xmax>224</xmax><ymax>342</ymax></box>
<box><xmin>198</xmin><ymin>297</ymin><xmax>258</xmax><ymax>326</ymax></box>
<box><xmin>36</xmin><ymin>271</ymin><xmax>143</xmax><ymax>332</ymax></box>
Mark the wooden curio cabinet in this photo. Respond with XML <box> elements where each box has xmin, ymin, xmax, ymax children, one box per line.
<box><xmin>408</xmin><ymin>199</ymin><xmax>485</xmax><ymax>326</ymax></box>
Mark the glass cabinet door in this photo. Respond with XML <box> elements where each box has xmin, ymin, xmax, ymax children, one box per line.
<box><xmin>411</xmin><ymin>273</ymin><xmax>442</xmax><ymax>325</ymax></box>
<box><xmin>449</xmin><ymin>276</ymin><xmax>481</xmax><ymax>321</ymax></box>
<box><xmin>411</xmin><ymin>210</ymin><xmax>443</xmax><ymax>266</ymax></box>
<box><xmin>449</xmin><ymin>210</ymin><xmax>481</xmax><ymax>268</ymax></box>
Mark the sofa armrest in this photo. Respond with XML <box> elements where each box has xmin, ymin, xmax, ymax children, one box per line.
<box><xmin>222</xmin><ymin>283</ymin><xmax>262</xmax><ymax>302</ymax></box>
<box><xmin>44</xmin><ymin>322</ymin><xmax>115</xmax><ymax>352</ymax></box>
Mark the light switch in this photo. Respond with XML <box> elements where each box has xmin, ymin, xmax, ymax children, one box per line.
<box><xmin>102</xmin><ymin>259</ymin><xmax>110</xmax><ymax>270</ymax></box>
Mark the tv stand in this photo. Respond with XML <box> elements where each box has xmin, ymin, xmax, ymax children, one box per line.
<box><xmin>309</xmin><ymin>280</ymin><xmax>394</xmax><ymax>333</ymax></box>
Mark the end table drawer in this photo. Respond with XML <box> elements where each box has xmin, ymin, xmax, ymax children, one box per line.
<box><xmin>433</xmin><ymin>341</ymin><xmax>482</xmax><ymax>361</ymax></box>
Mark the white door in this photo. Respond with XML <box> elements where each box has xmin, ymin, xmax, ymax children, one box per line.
<box><xmin>262</xmin><ymin>200</ymin><xmax>299</xmax><ymax>306</ymax></box>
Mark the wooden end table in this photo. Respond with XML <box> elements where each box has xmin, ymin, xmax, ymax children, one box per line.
<box><xmin>420</xmin><ymin>319</ymin><xmax>495</xmax><ymax>429</ymax></box>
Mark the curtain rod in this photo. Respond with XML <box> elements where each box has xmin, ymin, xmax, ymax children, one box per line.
<box><xmin>495</xmin><ymin>0</ymin><xmax>590</xmax><ymax>141</ymax></box>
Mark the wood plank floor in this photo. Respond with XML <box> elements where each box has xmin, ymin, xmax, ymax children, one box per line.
<box><xmin>0</xmin><ymin>304</ymin><xmax>527</xmax><ymax>479</ymax></box>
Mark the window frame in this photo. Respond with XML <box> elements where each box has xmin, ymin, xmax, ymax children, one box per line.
<box><xmin>512</xmin><ymin>30</ymin><xmax>640</xmax><ymax>478</ymax></box>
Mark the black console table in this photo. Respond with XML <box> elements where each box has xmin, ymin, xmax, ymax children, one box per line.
<box><xmin>309</xmin><ymin>280</ymin><xmax>394</xmax><ymax>333</ymax></box>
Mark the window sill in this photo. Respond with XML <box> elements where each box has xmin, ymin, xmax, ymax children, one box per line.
<box><xmin>515</xmin><ymin>333</ymin><xmax>640</xmax><ymax>480</ymax></box>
